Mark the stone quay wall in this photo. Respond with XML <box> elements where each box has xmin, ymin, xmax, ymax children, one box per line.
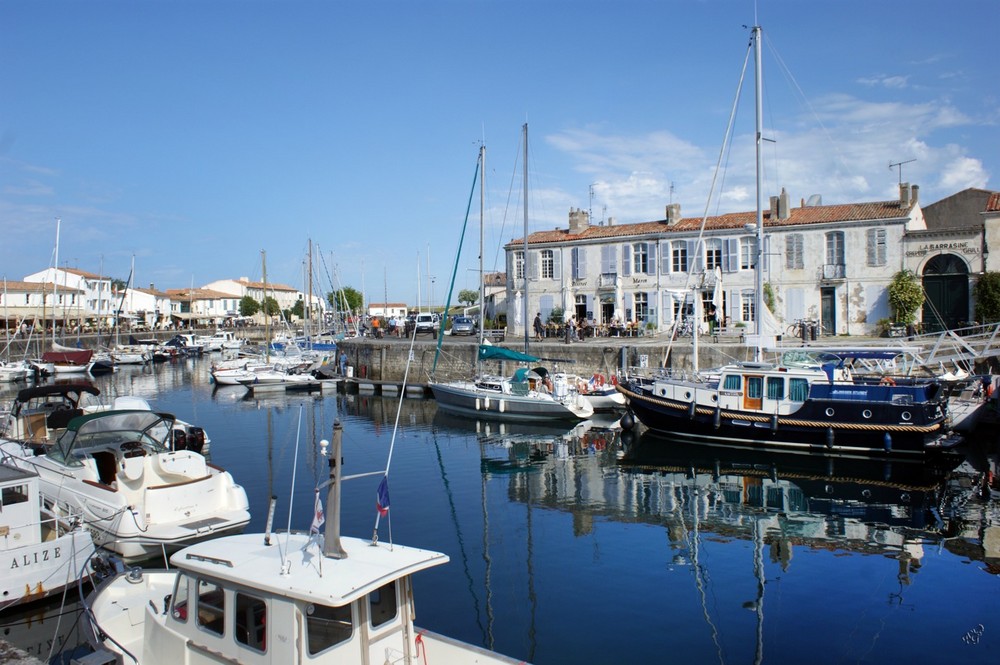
<box><xmin>336</xmin><ymin>336</ymin><xmax>757</xmax><ymax>383</ymax></box>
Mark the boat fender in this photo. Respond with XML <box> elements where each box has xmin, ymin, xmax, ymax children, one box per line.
<box><xmin>688</xmin><ymin>401</ymin><xmax>696</xmax><ymax>419</ymax></box>
<box><xmin>713</xmin><ymin>406</ymin><xmax>721</xmax><ymax>429</ymax></box>
<box><xmin>826</xmin><ymin>427</ymin><xmax>834</xmax><ymax>448</ymax></box>
<box><xmin>770</xmin><ymin>414</ymin><xmax>778</xmax><ymax>432</ymax></box>
<box><xmin>620</xmin><ymin>411</ymin><xmax>635</xmax><ymax>430</ymax></box>
<box><xmin>883</xmin><ymin>432</ymin><xmax>892</xmax><ymax>452</ymax></box>
<box><xmin>880</xmin><ymin>376</ymin><xmax>896</xmax><ymax>386</ymax></box>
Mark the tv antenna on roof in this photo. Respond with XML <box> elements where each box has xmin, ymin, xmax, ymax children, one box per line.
<box><xmin>889</xmin><ymin>158</ymin><xmax>916</xmax><ymax>185</ymax></box>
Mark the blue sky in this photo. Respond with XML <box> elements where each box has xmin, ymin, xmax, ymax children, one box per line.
<box><xmin>1</xmin><ymin>0</ymin><xmax>995</xmax><ymax>306</ymax></box>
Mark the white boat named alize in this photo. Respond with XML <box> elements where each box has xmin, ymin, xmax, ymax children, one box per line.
<box><xmin>0</xmin><ymin>461</ymin><xmax>98</xmax><ymax>610</ymax></box>
<box><xmin>84</xmin><ymin>425</ymin><xmax>528</xmax><ymax>665</ymax></box>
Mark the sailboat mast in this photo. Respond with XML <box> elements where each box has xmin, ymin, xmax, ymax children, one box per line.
<box><xmin>753</xmin><ymin>25</ymin><xmax>765</xmax><ymax>363</ymax></box>
<box><xmin>478</xmin><ymin>144</ymin><xmax>486</xmax><ymax>348</ymax></box>
<box><xmin>262</xmin><ymin>250</ymin><xmax>270</xmax><ymax>362</ymax></box>
<box><xmin>522</xmin><ymin>123</ymin><xmax>529</xmax><ymax>353</ymax></box>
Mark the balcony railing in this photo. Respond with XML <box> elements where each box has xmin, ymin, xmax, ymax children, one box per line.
<box><xmin>822</xmin><ymin>263</ymin><xmax>846</xmax><ymax>280</ymax></box>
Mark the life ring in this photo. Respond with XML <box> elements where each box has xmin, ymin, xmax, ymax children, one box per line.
<box><xmin>610</xmin><ymin>375</ymin><xmax>619</xmax><ymax>386</ymax></box>
<box><xmin>880</xmin><ymin>376</ymin><xmax>896</xmax><ymax>386</ymax></box>
<box><xmin>592</xmin><ymin>373</ymin><xmax>606</xmax><ymax>387</ymax></box>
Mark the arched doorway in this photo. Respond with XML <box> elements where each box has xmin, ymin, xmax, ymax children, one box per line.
<box><xmin>921</xmin><ymin>253</ymin><xmax>969</xmax><ymax>333</ymax></box>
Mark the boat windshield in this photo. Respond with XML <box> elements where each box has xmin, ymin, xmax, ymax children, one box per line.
<box><xmin>49</xmin><ymin>410</ymin><xmax>174</xmax><ymax>466</ymax></box>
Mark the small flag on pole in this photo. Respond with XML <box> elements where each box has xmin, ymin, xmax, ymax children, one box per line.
<box><xmin>310</xmin><ymin>488</ymin><xmax>325</xmax><ymax>534</ymax></box>
<box><xmin>376</xmin><ymin>476</ymin><xmax>390</xmax><ymax>517</ymax></box>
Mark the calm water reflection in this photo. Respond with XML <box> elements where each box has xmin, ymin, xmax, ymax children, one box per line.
<box><xmin>1</xmin><ymin>356</ymin><xmax>998</xmax><ymax>664</ymax></box>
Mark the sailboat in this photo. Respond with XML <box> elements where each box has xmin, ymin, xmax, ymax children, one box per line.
<box><xmin>616</xmin><ymin>26</ymin><xmax>956</xmax><ymax>456</ymax></box>
<box><xmin>429</xmin><ymin>141</ymin><xmax>594</xmax><ymax>422</ymax></box>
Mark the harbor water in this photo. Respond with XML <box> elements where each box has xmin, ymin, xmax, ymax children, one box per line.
<box><xmin>1</xmin><ymin>355</ymin><xmax>998</xmax><ymax>664</ymax></box>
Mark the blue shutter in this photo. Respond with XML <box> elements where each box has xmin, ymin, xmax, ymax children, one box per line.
<box><xmin>552</xmin><ymin>250</ymin><xmax>561</xmax><ymax>280</ymax></box>
<box><xmin>571</xmin><ymin>247</ymin><xmax>580</xmax><ymax>280</ymax></box>
<box><xmin>724</xmin><ymin>238</ymin><xmax>739</xmax><ymax>273</ymax></box>
<box><xmin>622</xmin><ymin>245</ymin><xmax>632</xmax><ymax>276</ymax></box>
<box><xmin>647</xmin><ymin>242</ymin><xmax>656</xmax><ymax>275</ymax></box>
<box><xmin>659</xmin><ymin>241</ymin><xmax>670</xmax><ymax>274</ymax></box>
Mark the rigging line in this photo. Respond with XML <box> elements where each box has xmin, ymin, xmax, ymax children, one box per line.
<box><xmin>432</xmin><ymin>147</ymin><xmax>482</xmax><ymax>376</ymax></box>
<box><xmin>281</xmin><ymin>406</ymin><xmax>305</xmax><ymax>569</ymax></box>
<box><xmin>660</xmin><ymin>37</ymin><xmax>754</xmax><ymax>369</ymax></box>
<box><xmin>493</xmin><ymin>131</ymin><xmax>523</xmax><ymax>275</ymax></box>
<box><xmin>371</xmin><ymin>321</ymin><xmax>420</xmax><ymax>543</ymax></box>
<box><xmin>763</xmin><ymin>34</ymin><xmax>852</xmax><ymax>182</ymax></box>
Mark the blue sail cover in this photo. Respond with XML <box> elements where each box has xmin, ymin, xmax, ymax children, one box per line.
<box><xmin>478</xmin><ymin>345</ymin><xmax>539</xmax><ymax>363</ymax></box>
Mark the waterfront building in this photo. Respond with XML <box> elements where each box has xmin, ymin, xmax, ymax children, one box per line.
<box><xmin>0</xmin><ymin>280</ymin><xmax>86</xmax><ymax>331</ymax></box>
<box><xmin>117</xmin><ymin>284</ymin><xmax>173</xmax><ymax>330</ymax></box>
<box><xmin>504</xmin><ymin>183</ymin><xmax>998</xmax><ymax>339</ymax></box>
<box><xmin>164</xmin><ymin>287</ymin><xmax>240</xmax><ymax>327</ymax></box>
<box><xmin>22</xmin><ymin>267</ymin><xmax>114</xmax><ymax>327</ymax></box>
<box><xmin>203</xmin><ymin>277</ymin><xmax>324</xmax><ymax>321</ymax></box>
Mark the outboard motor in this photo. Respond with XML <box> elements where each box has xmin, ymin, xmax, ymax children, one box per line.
<box><xmin>186</xmin><ymin>427</ymin><xmax>207</xmax><ymax>454</ymax></box>
<box><xmin>172</xmin><ymin>428</ymin><xmax>188</xmax><ymax>451</ymax></box>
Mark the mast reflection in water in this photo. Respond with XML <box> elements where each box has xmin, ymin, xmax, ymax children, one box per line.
<box><xmin>0</xmin><ymin>361</ymin><xmax>997</xmax><ymax>664</ymax></box>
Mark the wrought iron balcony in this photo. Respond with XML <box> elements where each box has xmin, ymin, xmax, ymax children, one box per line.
<box><xmin>822</xmin><ymin>263</ymin><xmax>846</xmax><ymax>280</ymax></box>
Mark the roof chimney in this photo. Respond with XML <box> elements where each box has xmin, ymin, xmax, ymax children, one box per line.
<box><xmin>607</xmin><ymin>216</ymin><xmax>615</xmax><ymax>227</ymax></box>
<box><xmin>665</xmin><ymin>203</ymin><xmax>681</xmax><ymax>225</ymax></box>
<box><xmin>568</xmin><ymin>208</ymin><xmax>590</xmax><ymax>234</ymax></box>
<box><xmin>778</xmin><ymin>187</ymin><xmax>790</xmax><ymax>220</ymax></box>
<box><xmin>899</xmin><ymin>182</ymin><xmax>911</xmax><ymax>207</ymax></box>
<box><xmin>911</xmin><ymin>184</ymin><xmax>919</xmax><ymax>204</ymax></box>
<box><xmin>149</xmin><ymin>283</ymin><xmax>155</xmax><ymax>291</ymax></box>
<box><xmin>770</xmin><ymin>195</ymin><xmax>779</xmax><ymax>219</ymax></box>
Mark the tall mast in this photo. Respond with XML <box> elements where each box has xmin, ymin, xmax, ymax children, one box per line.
<box><xmin>477</xmin><ymin>144</ymin><xmax>486</xmax><ymax>349</ymax></box>
<box><xmin>753</xmin><ymin>25</ymin><xmax>765</xmax><ymax>363</ymax></box>
<box><xmin>522</xmin><ymin>123</ymin><xmax>529</xmax><ymax>353</ymax></box>
<box><xmin>262</xmin><ymin>250</ymin><xmax>270</xmax><ymax>362</ymax></box>
<box><xmin>307</xmin><ymin>238</ymin><xmax>313</xmax><ymax>341</ymax></box>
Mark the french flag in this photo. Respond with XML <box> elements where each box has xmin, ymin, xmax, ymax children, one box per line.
<box><xmin>376</xmin><ymin>476</ymin><xmax>390</xmax><ymax>517</ymax></box>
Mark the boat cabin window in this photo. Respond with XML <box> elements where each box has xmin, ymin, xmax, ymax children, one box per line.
<box><xmin>197</xmin><ymin>579</ymin><xmax>226</xmax><ymax>636</ymax></box>
<box><xmin>369</xmin><ymin>580</ymin><xmax>398</xmax><ymax>629</ymax></box>
<box><xmin>789</xmin><ymin>378</ymin><xmax>809</xmax><ymax>402</ymax></box>
<box><xmin>306</xmin><ymin>602</ymin><xmax>353</xmax><ymax>655</ymax></box>
<box><xmin>235</xmin><ymin>592</ymin><xmax>267</xmax><ymax>653</ymax></box>
<box><xmin>170</xmin><ymin>574</ymin><xmax>190</xmax><ymax>623</ymax></box>
<box><xmin>766</xmin><ymin>377</ymin><xmax>785</xmax><ymax>400</ymax></box>
<box><xmin>722</xmin><ymin>375</ymin><xmax>742</xmax><ymax>391</ymax></box>
<box><xmin>746</xmin><ymin>376</ymin><xmax>763</xmax><ymax>399</ymax></box>
<box><xmin>1</xmin><ymin>484</ymin><xmax>28</xmax><ymax>509</ymax></box>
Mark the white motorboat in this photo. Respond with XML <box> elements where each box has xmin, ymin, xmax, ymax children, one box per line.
<box><xmin>0</xmin><ymin>360</ymin><xmax>29</xmax><ymax>383</ymax></box>
<box><xmin>0</xmin><ymin>460</ymin><xmax>98</xmax><ymax>610</ymax></box>
<box><xmin>0</xmin><ymin>383</ymin><xmax>209</xmax><ymax>455</ymax></box>
<box><xmin>0</xmin><ymin>409</ymin><xmax>249</xmax><ymax>562</ymax></box>
<box><xmin>84</xmin><ymin>428</ymin><xmax>527</xmax><ymax>665</ymax></box>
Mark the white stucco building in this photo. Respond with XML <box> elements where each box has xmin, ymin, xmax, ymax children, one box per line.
<box><xmin>504</xmin><ymin>184</ymin><xmax>929</xmax><ymax>338</ymax></box>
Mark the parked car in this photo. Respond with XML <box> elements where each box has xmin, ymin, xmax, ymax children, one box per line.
<box><xmin>450</xmin><ymin>316</ymin><xmax>476</xmax><ymax>336</ymax></box>
<box><xmin>414</xmin><ymin>313</ymin><xmax>437</xmax><ymax>338</ymax></box>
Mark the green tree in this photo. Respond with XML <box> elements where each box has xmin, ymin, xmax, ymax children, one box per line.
<box><xmin>887</xmin><ymin>270</ymin><xmax>923</xmax><ymax>324</ymax></box>
<box><xmin>973</xmin><ymin>271</ymin><xmax>1000</xmax><ymax>323</ymax></box>
<box><xmin>289</xmin><ymin>299</ymin><xmax>304</xmax><ymax>319</ymax></box>
<box><xmin>547</xmin><ymin>306</ymin><xmax>565</xmax><ymax>324</ymax></box>
<box><xmin>458</xmin><ymin>289</ymin><xmax>479</xmax><ymax>307</ymax></box>
<box><xmin>261</xmin><ymin>296</ymin><xmax>280</xmax><ymax>316</ymax></box>
<box><xmin>327</xmin><ymin>286</ymin><xmax>363</xmax><ymax>312</ymax></box>
<box><xmin>239</xmin><ymin>295</ymin><xmax>260</xmax><ymax>317</ymax></box>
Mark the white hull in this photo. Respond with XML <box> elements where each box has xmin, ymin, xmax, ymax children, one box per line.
<box><xmin>0</xmin><ymin>529</ymin><xmax>96</xmax><ymax>610</ymax></box>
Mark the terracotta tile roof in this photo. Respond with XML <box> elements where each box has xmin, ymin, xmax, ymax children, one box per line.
<box><xmin>0</xmin><ymin>280</ymin><xmax>84</xmax><ymax>294</ymax></box>
<box><xmin>60</xmin><ymin>267</ymin><xmax>107</xmax><ymax>279</ymax></box>
<box><xmin>505</xmin><ymin>198</ymin><xmax>915</xmax><ymax>247</ymax></box>
<box><xmin>987</xmin><ymin>193</ymin><xmax>1000</xmax><ymax>213</ymax></box>
<box><xmin>236</xmin><ymin>278</ymin><xmax>297</xmax><ymax>292</ymax></box>
<box><xmin>164</xmin><ymin>288</ymin><xmax>235</xmax><ymax>300</ymax></box>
